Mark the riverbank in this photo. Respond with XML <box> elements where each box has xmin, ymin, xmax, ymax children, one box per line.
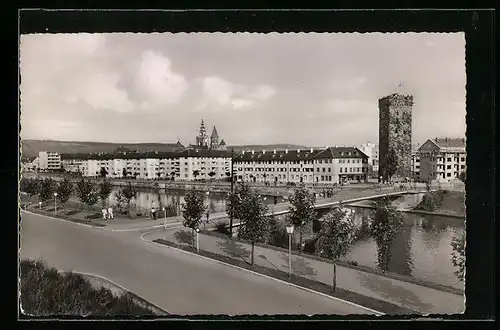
<box><xmin>413</xmin><ymin>190</ymin><xmax>466</xmax><ymax>218</ymax></box>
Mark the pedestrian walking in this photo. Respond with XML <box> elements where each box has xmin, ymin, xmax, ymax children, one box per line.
<box><xmin>102</xmin><ymin>208</ymin><xmax>108</xmax><ymax>220</ymax></box>
<box><xmin>206</xmin><ymin>209</ymin><xmax>210</xmax><ymax>224</ymax></box>
<box><xmin>151</xmin><ymin>207</ymin><xmax>157</xmax><ymax>220</ymax></box>
<box><xmin>107</xmin><ymin>206</ymin><xmax>114</xmax><ymax>220</ymax></box>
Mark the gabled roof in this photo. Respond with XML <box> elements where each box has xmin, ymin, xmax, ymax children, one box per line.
<box><xmin>434</xmin><ymin>138</ymin><xmax>466</xmax><ymax>149</ymax></box>
<box><xmin>219</xmin><ymin>139</ymin><xmax>226</xmax><ymax>145</ymax></box>
<box><xmin>234</xmin><ymin>147</ymin><xmax>368</xmax><ymax>162</ymax></box>
<box><xmin>418</xmin><ymin>138</ymin><xmax>466</xmax><ymax>152</ymax></box>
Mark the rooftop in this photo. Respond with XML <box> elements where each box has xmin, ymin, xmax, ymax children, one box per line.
<box><xmin>433</xmin><ymin>137</ymin><xmax>466</xmax><ymax>149</ymax></box>
<box><xmin>234</xmin><ymin>147</ymin><xmax>368</xmax><ymax>162</ymax></box>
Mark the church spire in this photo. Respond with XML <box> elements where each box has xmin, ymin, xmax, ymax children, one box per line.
<box><xmin>211</xmin><ymin>126</ymin><xmax>219</xmax><ymax>138</ymax></box>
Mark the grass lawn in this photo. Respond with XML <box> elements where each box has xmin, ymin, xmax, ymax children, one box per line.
<box><xmin>20</xmin><ymin>259</ymin><xmax>159</xmax><ymax>317</ymax></box>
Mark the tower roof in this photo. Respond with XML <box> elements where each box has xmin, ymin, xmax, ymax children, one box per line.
<box><xmin>211</xmin><ymin>126</ymin><xmax>219</xmax><ymax>138</ymax></box>
<box><xmin>220</xmin><ymin>139</ymin><xmax>226</xmax><ymax>145</ymax></box>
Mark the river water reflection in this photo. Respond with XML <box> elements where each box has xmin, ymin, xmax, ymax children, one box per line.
<box><xmin>110</xmin><ymin>187</ymin><xmax>465</xmax><ymax>290</ymax></box>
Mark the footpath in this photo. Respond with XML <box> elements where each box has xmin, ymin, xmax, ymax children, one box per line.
<box><xmin>145</xmin><ymin>226</ymin><xmax>464</xmax><ymax>315</ymax></box>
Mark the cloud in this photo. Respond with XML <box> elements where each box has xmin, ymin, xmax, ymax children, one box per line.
<box><xmin>20</xmin><ymin>34</ymin><xmax>135</xmax><ymax>113</ymax></box>
<box><xmin>250</xmin><ymin>84</ymin><xmax>276</xmax><ymax>100</ymax></box>
<box><xmin>231</xmin><ymin>99</ymin><xmax>253</xmax><ymax>109</ymax></box>
<box><xmin>135</xmin><ymin>50</ymin><xmax>188</xmax><ymax>106</ymax></box>
<box><xmin>198</xmin><ymin>76</ymin><xmax>276</xmax><ymax>110</ymax></box>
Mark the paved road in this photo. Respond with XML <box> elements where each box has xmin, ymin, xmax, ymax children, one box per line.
<box><xmin>20</xmin><ymin>211</ymin><xmax>379</xmax><ymax>315</ymax></box>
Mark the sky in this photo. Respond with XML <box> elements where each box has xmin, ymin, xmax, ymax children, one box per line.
<box><xmin>20</xmin><ymin>32</ymin><xmax>466</xmax><ymax>147</ymax></box>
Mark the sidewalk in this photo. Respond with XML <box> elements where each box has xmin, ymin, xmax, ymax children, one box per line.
<box><xmin>151</xmin><ymin>227</ymin><xmax>464</xmax><ymax>315</ymax></box>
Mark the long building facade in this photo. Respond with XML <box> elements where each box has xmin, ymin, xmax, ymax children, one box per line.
<box><xmin>59</xmin><ymin>149</ymin><xmax>232</xmax><ymax>181</ymax></box>
<box><xmin>417</xmin><ymin>138</ymin><xmax>466</xmax><ymax>182</ymax></box>
<box><xmin>233</xmin><ymin>147</ymin><xmax>369</xmax><ymax>185</ymax></box>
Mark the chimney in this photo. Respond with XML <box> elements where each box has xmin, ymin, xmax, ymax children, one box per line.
<box><xmin>335</xmin><ymin>145</ymin><xmax>338</xmax><ymax>148</ymax></box>
<box><xmin>242</xmin><ymin>150</ymin><xmax>245</xmax><ymax>155</ymax></box>
<box><xmin>285</xmin><ymin>149</ymin><xmax>288</xmax><ymax>154</ymax></box>
<box><xmin>273</xmin><ymin>149</ymin><xmax>276</xmax><ymax>154</ymax></box>
<box><xmin>297</xmin><ymin>149</ymin><xmax>300</xmax><ymax>153</ymax></box>
<box><xmin>251</xmin><ymin>150</ymin><xmax>254</xmax><ymax>155</ymax></box>
<box><xmin>263</xmin><ymin>150</ymin><xmax>266</xmax><ymax>154</ymax></box>
<box><xmin>310</xmin><ymin>148</ymin><xmax>313</xmax><ymax>153</ymax></box>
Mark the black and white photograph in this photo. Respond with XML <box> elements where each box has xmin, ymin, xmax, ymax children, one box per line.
<box><xmin>19</xmin><ymin>30</ymin><xmax>468</xmax><ymax>317</ymax></box>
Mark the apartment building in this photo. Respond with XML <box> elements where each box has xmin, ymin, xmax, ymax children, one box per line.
<box><xmin>417</xmin><ymin>138</ymin><xmax>466</xmax><ymax>182</ymax></box>
<box><xmin>75</xmin><ymin>150</ymin><xmax>231</xmax><ymax>181</ymax></box>
<box><xmin>38</xmin><ymin>151</ymin><xmax>62</xmax><ymax>171</ymax></box>
<box><xmin>356</xmin><ymin>142</ymin><xmax>379</xmax><ymax>173</ymax></box>
<box><xmin>410</xmin><ymin>150</ymin><xmax>420</xmax><ymax>181</ymax></box>
<box><xmin>233</xmin><ymin>147</ymin><xmax>369</xmax><ymax>185</ymax></box>
<box><xmin>176</xmin><ymin>149</ymin><xmax>232</xmax><ymax>181</ymax></box>
<box><xmin>21</xmin><ymin>157</ymin><xmax>39</xmax><ymax>172</ymax></box>
<box><xmin>61</xmin><ymin>153</ymin><xmax>87</xmax><ymax>173</ymax></box>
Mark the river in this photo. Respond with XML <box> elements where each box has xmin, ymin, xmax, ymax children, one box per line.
<box><xmin>104</xmin><ymin>187</ymin><xmax>464</xmax><ymax>290</ymax></box>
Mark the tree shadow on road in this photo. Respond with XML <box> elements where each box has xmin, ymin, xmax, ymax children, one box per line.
<box><xmin>278</xmin><ymin>253</ymin><xmax>318</xmax><ymax>278</ymax></box>
<box><xmin>174</xmin><ymin>230</ymin><xmax>194</xmax><ymax>248</ymax></box>
<box><xmin>357</xmin><ymin>272</ymin><xmax>437</xmax><ymax>313</ymax></box>
<box><xmin>216</xmin><ymin>238</ymin><xmax>251</xmax><ymax>265</ymax></box>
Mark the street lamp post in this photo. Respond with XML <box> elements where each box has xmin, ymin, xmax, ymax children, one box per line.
<box><xmin>195</xmin><ymin>227</ymin><xmax>200</xmax><ymax>253</ymax></box>
<box><xmin>229</xmin><ymin>148</ymin><xmax>234</xmax><ymax>237</ymax></box>
<box><xmin>53</xmin><ymin>192</ymin><xmax>58</xmax><ymax>216</ymax></box>
<box><xmin>162</xmin><ymin>207</ymin><xmax>166</xmax><ymax>230</ymax></box>
<box><xmin>286</xmin><ymin>225</ymin><xmax>294</xmax><ymax>278</ymax></box>
<box><xmin>39</xmin><ymin>201</ymin><xmax>42</xmax><ymax>209</ymax></box>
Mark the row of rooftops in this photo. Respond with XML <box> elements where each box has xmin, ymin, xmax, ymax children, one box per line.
<box><xmin>59</xmin><ymin>146</ymin><xmax>368</xmax><ymax>162</ymax></box>
<box><xmin>60</xmin><ymin>149</ymin><xmax>233</xmax><ymax>161</ymax></box>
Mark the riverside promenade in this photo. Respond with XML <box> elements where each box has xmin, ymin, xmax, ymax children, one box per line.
<box><xmin>143</xmin><ymin>226</ymin><xmax>464</xmax><ymax>315</ymax></box>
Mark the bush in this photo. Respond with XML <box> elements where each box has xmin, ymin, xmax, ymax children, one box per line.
<box><xmin>20</xmin><ymin>259</ymin><xmax>154</xmax><ymax>316</ymax></box>
<box><xmin>214</xmin><ymin>220</ymin><xmax>230</xmax><ymax>236</ymax></box>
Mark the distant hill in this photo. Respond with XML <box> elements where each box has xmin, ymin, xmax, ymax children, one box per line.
<box><xmin>20</xmin><ymin>140</ymin><xmax>311</xmax><ymax>160</ymax></box>
<box><xmin>228</xmin><ymin>144</ymin><xmax>309</xmax><ymax>152</ymax></box>
<box><xmin>20</xmin><ymin>140</ymin><xmax>181</xmax><ymax>160</ymax></box>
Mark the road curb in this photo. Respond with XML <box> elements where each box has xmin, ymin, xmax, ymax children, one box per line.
<box><xmin>68</xmin><ymin>270</ymin><xmax>170</xmax><ymax>315</ymax></box>
<box><xmin>140</xmin><ymin>228</ymin><xmax>385</xmax><ymax>316</ymax></box>
<box><xmin>20</xmin><ymin>210</ymin><xmax>182</xmax><ymax>232</ymax></box>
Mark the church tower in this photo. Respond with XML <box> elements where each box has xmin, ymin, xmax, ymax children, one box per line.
<box><xmin>210</xmin><ymin>126</ymin><xmax>220</xmax><ymax>150</ymax></box>
<box><xmin>196</xmin><ymin>119</ymin><xmax>209</xmax><ymax>149</ymax></box>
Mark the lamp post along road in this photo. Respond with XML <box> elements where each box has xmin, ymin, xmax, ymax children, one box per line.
<box><xmin>286</xmin><ymin>225</ymin><xmax>294</xmax><ymax>278</ymax></box>
<box><xmin>39</xmin><ymin>201</ymin><xmax>42</xmax><ymax>209</ymax></box>
<box><xmin>53</xmin><ymin>192</ymin><xmax>58</xmax><ymax>216</ymax></box>
<box><xmin>195</xmin><ymin>228</ymin><xmax>200</xmax><ymax>253</ymax></box>
<box><xmin>162</xmin><ymin>207</ymin><xmax>166</xmax><ymax>230</ymax></box>
<box><xmin>229</xmin><ymin>148</ymin><xmax>234</xmax><ymax>237</ymax></box>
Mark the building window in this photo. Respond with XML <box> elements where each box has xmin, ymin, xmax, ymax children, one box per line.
<box><xmin>345</xmin><ymin>168</ymin><xmax>347</xmax><ymax>173</ymax></box>
<box><xmin>328</xmin><ymin>168</ymin><xmax>331</xmax><ymax>172</ymax></box>
<box><xmin>447</xmin><ymin>158</ymin><xmax>451</xmax><ymax>162</ymax></box>
<box><xmin>447</xmin><ymin>165</ymin><xmax>451</xmax><ymax>169</ymax></box>
<box><xmin>461</xmin><ymin>157</ymin><xmax>465</xmax><ymax>162</ymax></box>
<box><xmin>461</xmin><ymin>165</ymin><xmax>465</xmax><ymax>169</ymax></box>
<box><xmin>447</xmin><ymin>173</ymin><xmax>451</xmax><ymax>177</ymax></box>
<box><xmin>340</xmin><ymin>168</ymin><xmax>342</xmax><ymax>173</ymax></box>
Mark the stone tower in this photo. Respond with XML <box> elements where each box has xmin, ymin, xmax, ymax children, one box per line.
<box><xmin>210</xmin><ymin>126</ymin><xmax>220</xmax><ymax>150</ymax></box>
<box><xmin>378</xmin><ymin>93</ymin><xmax>413</xmax><ymax>181</ymax></box>
<box><xmin>196</xmin><ymin>119</ymin><xmax>209</xmax><ymax>149</ymax></box>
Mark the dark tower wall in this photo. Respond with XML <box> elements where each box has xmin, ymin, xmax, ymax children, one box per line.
<box><xmin>378</xmin><ymin>94</ymin><xmax>413</xmax><ymax>181</ymax></box>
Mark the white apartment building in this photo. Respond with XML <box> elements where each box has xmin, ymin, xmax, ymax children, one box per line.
<box><xmin>410</xmin><ymin>150</ymin><xmax>420</xmax><ymax>181</ymax></box>
<box><xmin>234</xmin><ymin>147</ymin><xmax>369</xmax><ymax>185</ymax></box>
<box><xmin>177</xmin><ymin>150</ymin><xmax>232</xmax><ymax>181</ymax></box>
<box><xmin>417</xmin><ymin>138</ymin><xmax>466</xmax><ymax>182</ymax></box>
<box><xmin>61</xmin><ymin>154</ymin><xmax>87</xmax><ymax>173</ymax></box>
<box><xmin>76</xmin><ymin>150</ymin><xmax>232</xmax><ymax>181</ymax></box>
<box><xmin>21</xmin><ymin>157</ymin><xmax>39</xmax><ymax>172</ymax></box>
<box><xmin>38</xmin><ymin>151</ymin><xmax>61</xmax><ymax>171</ymax></box>
<box><xmin>355</xmin><ymin>142</ymin><xmax>379</xmax><ymax>173</ymax></box>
